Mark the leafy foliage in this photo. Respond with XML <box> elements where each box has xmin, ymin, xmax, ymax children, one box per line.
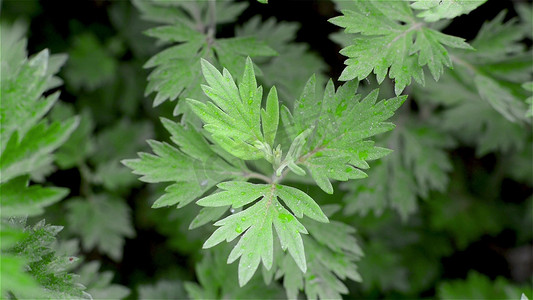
<box><xmin>0</xmin><ymin>38</ymin><xmax>79</xmax><ymax>182</ymax></box>
<box><xmin>236</xmin><ymin>16</ymin><xmax>327</xmax><ymax>101</ymax></box>
<box><xmin>279</xmin><ymin>76</ymin><xmax>405</xmax><ymax>194</ymax></box>
<box><xmin>126</xmin><ymin>57</ymin><xmax>401</xmax><ymax>295</ymax></box>
<box><xmin>440</xmin><ymin>11</ymin><xmax>531</xmax><ymax>124</ymax></box>
<box><xmin>344</xmin><ymin>121</ymin><xmax>454</xmax><ymax>219</ymax></box>
<box><xmin>64</xmin><ymin>33</ymin><xmax>118</xmax><ymax>91</ymax></box>
<box><xmin>414</xmin><ymin>10</ymin><xmax>532</xmax><ymax>155</ymax></box>
<box><xmin>275</xmin><ymin>205</ymin><xmax>363</xmax><ymax>299</ymax></box>
<box><xmin>1</xmin><ymin>177</ymin><xmax>68</xmax><ymax>217</ymax></box>
<box><xmin>438</xmin><ymin>271</ymin><xmax>532</xmax><ymax>299</ymax></box>
<box><xmin>3</xmin><ymin>1</ymin><xmax>532</xmax><ymax>299</ymax></box>
<box><xmin>77</xmin><ymin>261</ymin><xmax>130</xmax><ymax>299</ymax></box>
<box><xmin>330</xmin><ymin>0</ymin><xmax>473</xmax><ymax>94</ymax></box>
<box><xmin>135</xmin><ymin>0</ymin><xmax>276</xmax><ymax>115</ymax></box>
<box><xmin>0</xmin><ymin>21</ymin><xmax>87</xmax><ymax>299</ymax></box>
<box><xmin>184</xmin><ymin>245</ymin><xmax>285</xmax><ymax>299</ymax></box>
<box><xmin>66</xmin><ymin>195</ymin><xmax>135</xmax><ymax>261</ymax></box>
<box><xmin>5</xmin><ymin>219</ymin><xmax>90</xmax><ymax>299</ymax></box>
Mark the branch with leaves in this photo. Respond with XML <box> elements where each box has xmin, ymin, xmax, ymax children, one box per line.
<box><xmin>125</xmin><ymin>55</ymin><xmax>404</xmax><ymax>297</ymax></box>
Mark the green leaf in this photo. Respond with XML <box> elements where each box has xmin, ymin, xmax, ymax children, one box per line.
<box><xmin>189</xmin><ymin>206</ymin><xmax>228</xmax><ymax>229</ymax></box>
<box><xmin>66</xmin><ymin>195</ymin><xmax>135</xmax><ymax>261</ymax></box>
<box><xmin>139</xmin><ymin>1</ymin><xmax>276</xmax><ymax>116</ymax></box>
<box><xmin>197</xmin><ymin>181</ymin><xmax>269</xmax><ymax>208</ymax></box>
<box><xmin>344</xmin><ymin>122</ymin><xmax>454</xmax><ymax>220</ymax></box>
<box><xmin>0</xmin><ymin>117</ymin><xmax>79</xmax><ymax>183</ymax></box>
<box><xmin>274</xmin><ymin>208</ymin><xmax>363</xmax><ymax>300</ymax></box>
<box><xmin>0</xmin><ymin>225</ymin><xmax>41</xmax><ymax>299</ymax></box>
<box><xmin>78</xmin><ymin>261</ymin><xmax>130</xmax><ymax>299</ymax></box>
<box><xmin>51</xmin><ymin>107</ymin><xmax>95</xmax><ymax>169</ymax></box>
<box><xmin>475</xmin><ymin>74</ymin><xmax>528</xmax><ymax>123</ymax></box>
<box><xmin>64</xmin><ymin>33</ymin><xmax>117</xmax><ymax>91</ymax></box>
<box><xmin>0</xmin><ymin>47</ymin><xmax>65</xmax><ymax>152</ymax></box>
<box><xmin>123</xmin><ymin>119</ymin><xmax>243</xmax><ymax>209</ymax></box>
<box><xmin>198</xmin><ymin>181</ymin><xmax>328</xmax><ymax>286</ymax></box>
<box><xmin>0</xmin><ymin>176</ymin><xmax>68</xmax><ymax>217</ymax></box>
<box><xmin>188</xmin><ymin>58</ymin><xmax>280</xmax><ymax>160</ymax></box>
<box><xmin>431</xmin><ymin>11</ymin><xmax>532</xmax><ymax>124</ymax></box>
<box><xmin>410</xmin><ymin>0</ymin><xmax>487</xmax><ymax>22</ymax></box>
<box><xmin>262</xmin><ymin>86</ymin><xmax>280</xmax><ymax>146</ymax></box>
<box><xmin>329</xmin><ymin>0</ymin><xmax>472</xmax><ymax>94</ymax></box>
<box><xmin>438</xmin><ymin>271</ymin><xmax>532</xmax><ymax>300</ymax></box>
<box><xmin>276</xmin><ymin>184</ymin><xmax>328</xmax><ymax>222</ymax></box>
<box><xmin>282</xmin><ymin>78</ymin><xmax>404</xmax><ymax>193</ymax></box>
<box><xmin>6</xmin><ymin>219</ymin><xmax>89</xmax><ymax>299</ymax></box>
<box><xmin>185</xmin><ymin>245</ymin><xmax>285</xmax><ymax>299</ymax></box>
<box><xmin>0</xmin><ymin>22</ymin><xmax>86</xmax><ymax>300</ymax></box>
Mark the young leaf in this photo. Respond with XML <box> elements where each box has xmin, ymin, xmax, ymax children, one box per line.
<box><xmin>262</xmin><ymin>86</ymin><xmax>280</xmax><ymax>146</ymax></box>
<box><xmin>187</xmin><ymin>58</ymin><xmax>279</xmax><ymax>160</ymax></box>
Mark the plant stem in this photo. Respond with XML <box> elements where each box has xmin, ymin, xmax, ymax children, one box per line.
<box><xmin>206</xmin><ymin>0</ymin><xmax>216</xmax><ymax>46</ymax></box>
<box><xmin>450</xmin><ymin>54</ymin><xmax>478</xmax><ymax>74</ymax></box>
<box><xmin>78</xmin><ymin>162</ymin><xmax>93</xmax><ymax>198</ymax></box>
<box><xmin>243</xmin><ymin>171</ymin><xmax>272</xmax><ymax>183</ymax></box>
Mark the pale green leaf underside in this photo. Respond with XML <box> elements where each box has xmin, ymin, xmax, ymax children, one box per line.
<box><xmin>197</xmin><ymin>181</ymin><xmax>328</xmax><ymax>286</ymax></box>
